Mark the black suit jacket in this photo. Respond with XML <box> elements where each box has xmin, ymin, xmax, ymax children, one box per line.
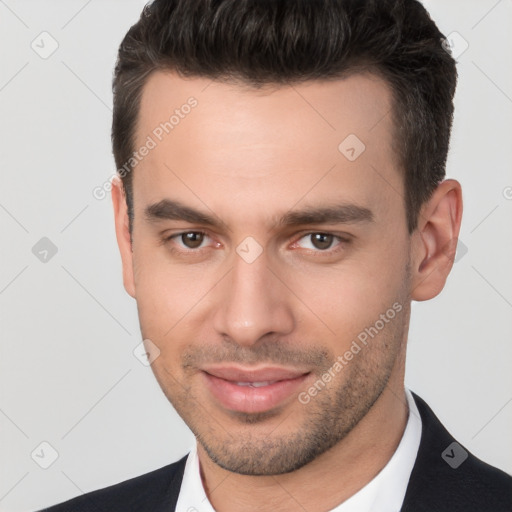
<box><xmin>39</xmin><ymin>392</ymin><xmax>512</xmax><ymax>511</ymax></box>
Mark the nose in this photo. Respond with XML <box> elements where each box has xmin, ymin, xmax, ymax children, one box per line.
<box><xmin>212</xmin><ymin>251</ymin><xmax>295</xmax><ymax>346</ymax></box>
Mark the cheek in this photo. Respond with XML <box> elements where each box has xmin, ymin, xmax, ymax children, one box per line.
<box><xmin>132</xmin><ymin>245</ymin><xmax>196</xmax><ymax>334</ymax></box>
<box><xmin>286</xmin><ymin>242</ymin><xmax>409</xmax><ymax>340</ymax></box>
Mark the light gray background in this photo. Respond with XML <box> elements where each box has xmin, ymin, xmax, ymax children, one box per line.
<box><xmin>1</xmin><ymin>1</ymin><xmax>511</xmax><ymax>510</ymax></box>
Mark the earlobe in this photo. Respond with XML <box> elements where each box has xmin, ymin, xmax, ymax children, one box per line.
<box><xmin>111</xmin><ymin>177</ymin><xmax>136</xmax><ymax>298</ymax></box>
<box><xmin>411</xmin><ymin>179</ymin><xmax>463</xmax><ymax>302</ymax></box>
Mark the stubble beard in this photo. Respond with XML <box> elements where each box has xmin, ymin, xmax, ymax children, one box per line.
<box><xmin>153</xmin><ymin>299</ymin><xmax>409</xmax><ymax>476</ymax></box>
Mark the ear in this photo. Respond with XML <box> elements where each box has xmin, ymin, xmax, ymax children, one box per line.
<box><xmin>111</xmin><ymin>176</ymin><xmax>136</xmax><ymax>298</ymax></box>
<box><xmin>410</xmin><ymin>179</ymin><xmax>463</xmax><ymax>301</ymax></box>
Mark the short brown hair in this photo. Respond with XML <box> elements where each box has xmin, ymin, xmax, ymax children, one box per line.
<box><xmin>112</xmin><ymin>0</ymin><xmax>457</xmax><ymax>234</ymax></box>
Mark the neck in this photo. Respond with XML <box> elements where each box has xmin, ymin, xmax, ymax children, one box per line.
<box><xmin>197</xmin><ymin>377</ymin><xmax>409</xmax><ymax>512</ymax></box>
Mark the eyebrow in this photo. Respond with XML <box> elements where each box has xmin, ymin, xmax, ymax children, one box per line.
<box><xmin>144</xmin><ymin>199</ymin><xmax>223</xmax><ymax>228</ymax></box>
<box><xmin>144</xmin><ymin>199</ymin><xmax>374</xmax><ymax>229</ymax></box>
<box><xmin>278</xmin><ymin>204</ymin><xmax>374</xmax><ymax>226</ymax></box>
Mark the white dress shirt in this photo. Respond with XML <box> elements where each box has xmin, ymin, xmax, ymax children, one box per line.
<box><xmin>175</xmin><ymin>387</ymin><xmax>422</xmax><ymax>512</ymax></box>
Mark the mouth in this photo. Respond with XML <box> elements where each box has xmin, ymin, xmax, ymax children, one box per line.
<box><xmin>201</xmin><ymin>365</ymin><xmax>311</xmax><ymax>414</ymax></box>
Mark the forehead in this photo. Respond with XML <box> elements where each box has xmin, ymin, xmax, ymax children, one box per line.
<box><xmin>132</xmin><ymin>70</ymin><xmax>403</xmax><ymax>226</ymax></box>
<box><xmin>137</xmin><ymin>69</ymin><xmax>395</xmax><ymax>148</ymax></box>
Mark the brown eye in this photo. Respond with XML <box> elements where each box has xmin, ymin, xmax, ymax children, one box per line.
<box><xmin>181</xmin><ymin>232</ymin><xmax>205</xmax><ymax>248</ymax></box>
<box><xmin>310</xmin><ymin>233</ymin><xmax>334</xmax><ymax>250</ymax></box>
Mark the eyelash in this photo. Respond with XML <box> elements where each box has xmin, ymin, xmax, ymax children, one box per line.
<box><xmin>290</xmin><ymin>232</ymin><xmax>351</xmax><ymax>255</ymax></box>
<box><xmin>161</xmin><ymin>230</ymin><xmax>351</xmax><ymax>255</ymax></box>
<box><xmin>162</xmin><ymin>231</ymin><xmax>212</xmax><ymax>251</ymax></box>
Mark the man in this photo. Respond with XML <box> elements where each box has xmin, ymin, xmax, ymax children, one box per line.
<box><xmin>41</xmin><ymin>0</ymin><xmax>512</xmax><ymax>510</ymax></box>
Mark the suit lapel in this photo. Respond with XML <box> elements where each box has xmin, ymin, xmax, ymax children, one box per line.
<box><xmin>400</xmin><ymin>392</ymin><xmax>511</xmax><ymax>512</ymax></box>
<box><xmin>156</xmin><ymin>455</ymin><xmax>187</xmax><ymax>512</ymax></box>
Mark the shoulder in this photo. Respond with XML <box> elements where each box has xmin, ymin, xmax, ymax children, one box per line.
<box><xmin>38</xmin><ymin>455</ymin><xmax>187</xmax><ymax>512</ymax></box>
<box><xmin>402</xmin><ymin>392</ymin><xmax>512</xmax><ymax>512</ymax></box>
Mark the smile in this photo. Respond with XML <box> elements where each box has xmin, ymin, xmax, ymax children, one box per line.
<box><xmin>201</xmin><ymin>365</ymin><xmax>311</xmax><ymax>414</ymax></box>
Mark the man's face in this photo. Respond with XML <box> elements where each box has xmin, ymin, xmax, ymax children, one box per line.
<box><xmin>122</xmin><ymin>71</ymin><xmax>413</xmax><ymax>475</ymax></box>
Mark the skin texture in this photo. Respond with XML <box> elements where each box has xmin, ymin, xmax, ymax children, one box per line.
<box><xmin>112</xmin><ymin>70</ymin><xmax>462</xmax><ymax>511</ymax></box>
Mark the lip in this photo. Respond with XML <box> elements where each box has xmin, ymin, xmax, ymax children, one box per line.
<box><xmin>201</xmin><ymin>365</ymin><xmax>310</xmax><ymax>414</ymax></box>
